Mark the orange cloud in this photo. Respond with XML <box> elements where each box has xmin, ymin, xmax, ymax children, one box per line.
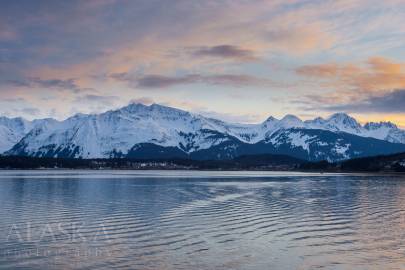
<box><xmin>264</xmin><ymin>24</ymin><xmax>335</xmax><ymax>54</ymax></box>
<box><xmin>296</xmin><ymin>57</ymin><xmax>405</xmax><ymax>94</ymax></box>
<box><xmin>28</xmin><ymin>1</ymin><xmax>338</xmax><ymax>82</ymax></box>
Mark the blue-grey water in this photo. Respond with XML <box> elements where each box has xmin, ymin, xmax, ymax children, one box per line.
<box><xmin>0</xmin><ymin>171</ymin><xmax>405</xmax><ymax>270</ymax></box>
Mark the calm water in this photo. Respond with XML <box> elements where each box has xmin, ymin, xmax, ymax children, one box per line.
<box><xmin>1</xmin><ymin>171</ymin><xmax>405</xmax><ymax>270</ymax></box>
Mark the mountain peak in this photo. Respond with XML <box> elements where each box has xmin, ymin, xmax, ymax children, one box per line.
<box><xmin>313</xmin><ymin>117</ymin><xmax>325</xmax><ymax>123</ymax></box>
<box><xmin>263</xmin><ymin>116</ymin><xmax>278</xmax><ymax>123</ymax></box>
<box><xmin>121</xmin><ymin>102</ymin><xmax>188</xmax><ymax>114</ymax></box>
<box><xmin>328</xmin><ymin>112</ymin><xmax>353</xmax><ymax>121</ymax></box>
<box><xmin>327</xmin><ymin>112</ymin><xmax>361</xmax><ymax>128</ymax></box>
<box><xmin>118</xmin><ymin>102</ymin><xmax>160</xmax><ymax>114</ymax></box>
<box><xmin>1</xmin><ymin>103</ymin><xmax>405</xmax><ymax>159</ymax></box>
<box><xmin>149</xmin><ymin>103</ymin><xmax>165</xmax><ymax>109</ymax></box>
<box><xmin>323</xmin><ymin>112</ymin><xmax>362</xmax><ymax>133</ymax></box>
<box><xmin>364</xmin><ymin>121</ymin><xmax>398</xmax><ymax>130</ymax></box>
<box><xmin>304</xmin><ymin>117</ymin><xmax>325</xmax><ymax>127</ymax></box>
<box><xmin>121</xmin><ymin>102</ymin><xmax>148</xmax><ymax>111</ymax></box>
<box><xmin>276</xmin><ymin>115</ymin><xmax>303</xmax><ymax>129</ymax></box>
<box><xmin>280</xmin><ymin>114</ymin><xmax>302</xmax><ymax>123</ymax></box>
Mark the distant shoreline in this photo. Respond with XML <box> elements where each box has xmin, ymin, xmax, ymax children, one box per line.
<box><xmin>1</xmin><ymin>153</ymin><xmax>404</xmax><ymax>173</ymax></box>
<box><xmin>1</xmin><ymin>166</ymin><xmax>404</xmax><ymax>175</ymax></box>
<box><xmin>0</xmin><ymin>169</ymin><xmax>404</xmax><ymax>180</ymax></box>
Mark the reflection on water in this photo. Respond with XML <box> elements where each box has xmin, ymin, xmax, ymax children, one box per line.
<box><xmin>0</xmin><ymin>170</ymin><xmax>405</xmax><ymax>269</ymax></box>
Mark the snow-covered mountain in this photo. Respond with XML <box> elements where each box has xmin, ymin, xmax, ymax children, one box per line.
<box><xmin>3</xmin><ymin>103</ymin><xmax>405</xmax><ymax>161</ymax></box>
<box><xmin>0</xmin><ymin>117</ymin><xmax>56</xmax><ymax>153</ymax></box>
<box><xmin>0</xmin><ymin>117</ymin><xmax>27</xmax><ymax>153</ymax></box>
<box><xmin>8</xmin><ymin>104</ymin><xmax>239</xmax><ymax>158</ymax></box>
<box><xmin>304</xmin><ymin>113</ymin><xmax>405</xmax><ymax>144</ymax></box>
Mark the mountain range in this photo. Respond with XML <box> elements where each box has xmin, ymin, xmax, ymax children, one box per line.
<box><xmin>1</xmin><ymin>103</ymin><xmax>405</xmax><ymax>162</ymax></box>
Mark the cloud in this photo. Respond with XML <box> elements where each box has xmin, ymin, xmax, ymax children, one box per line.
<box><xmin>192</xmin><ymin>45</ymin><xmax>257</xmax><ymax>61</ymax></box>
<box><xmin>1</xmin><ymin>0</ymin><xmax>405</xmax><ymax>122</ymax></box>
<box><xmin>201</xmin><ymin>74</ymin><xmax>273</xmax><ymax>87</ymax></box>
<box><xmin>5</xmin><ymin>79</ymin><xmax>31</xmax><ymax>87</ymax></box>
<box><xmin>296</xmin><ymin>57</ymin><xmax>405</xmax><ymax>93</ymax></box>
<box><xmin>0</xmin><ymin>96</ymin><xmax>42</xmax><ymax>118</ymax></box>
<box><xmin>195</xmin><ymin>110</ymin><xmax>262</xmax><ymax>124</ymax></box>
<box><xmin>129</xmin><ymin>97</ymin><xmax>154</xmax><ymax>105</ymax></box>
<box><xmin>74</xmin><ymin>94</ymin><xmax>119</xmax><ymax>106</ymax></box>
<box><xmin>137</xmin><ymin>74</ymin><xmax>199</xmax><ymax>88</ymax></box>
<box><xmin>155</xmin><ymin>99</ymin><xmax>263</xmax><ymax>123</ymax></box>
<box><xmin>323</xmin><ymin>89</ymin><xmax>405</xmax><ymax>113</ymax></box>
<box><xmin>264</xmin><ymin>25</ymin><xmax>335</xmax><ymax>54</ymax></box>
<box><xmin>6</xmin><ymin>77</ymin><xmax>91</xmax><ymax>93</ymax></box>
<box><xmin>2</xmin><ymin>107</ymin><xmax>41</xmax><ymax>117</ymax></box>
<box><xmin>0</xmin><ymin>97</ymin><xmax>26</xmax><ymax>103</ymax></box>
<box><xmin>20</xmin><ymin>107</ymin><xmax>40</xmax><ymax>115</ymax></box>
<box><xmin>33</xmin><ymin>78</ymin><xmax>78</xmax><ymax>90</ymax></box>
<box><xmin>296</xmin><ymin>63</ymin><xmax>342</xmax><ymax>77</ymax></box>
<box><xmin>69</xmin><ymin>94</ymin><xmax>121</xmax><ymax>115</ymax></box>
<box><xmin>109</xmin><ymin>72</ymin><xmax>129</xmax><ymax>81</ymax></box>
<box><xmin>111</xmin><ymin>73</ymin><xmax>275</xmax><ymax>88</ymax></box>
<box><xmin>0</xmin><ymin>0</ymin><xmax>344</xmax><ymax>83</ymax></box>
<box><xmin>0</xmin><ymin>27</ymin><xmax>17</xmax><ymax>41</ymax></box>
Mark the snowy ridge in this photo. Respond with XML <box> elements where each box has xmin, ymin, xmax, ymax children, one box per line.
<box><xmin>0</xmin><ymin>117</ymin><xmax>56</xmax><ymax>153</ymax></box>
<box><xmin>2</xmin><ymin>103</ymin><xmax>405</xmax><ymax>161</ymax></box>
<box><xmin>304</xmin><ymin>113</ymin><xmax>405</xmax><ymax>144</ymax></box>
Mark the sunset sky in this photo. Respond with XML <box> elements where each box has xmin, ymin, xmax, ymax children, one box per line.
<box><xmin>1</xmin><ymin>0</ymin><xmax>405</xmax><ymax>126</ymax></box>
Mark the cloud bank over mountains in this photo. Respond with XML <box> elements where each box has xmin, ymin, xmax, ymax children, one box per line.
<box><xmin>0</xmin><ymin>0</ymin><xmax>404</xmax><ymax>125</ymax></box>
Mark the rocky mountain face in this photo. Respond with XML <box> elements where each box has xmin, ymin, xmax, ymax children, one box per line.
<box><xmin>2</xmin><ymin>103</ymin><xmax>405</xmax><ymax>161</ymax></box>
<box><xmin>0</xmin><ymin>117</ymin><xmax>55</xmax><ymax>153</ymax></box>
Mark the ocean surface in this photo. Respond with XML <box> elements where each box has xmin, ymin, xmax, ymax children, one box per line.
<box><xmin>0</xmin><ymin>170</ymin><xmax>405</xmax><ymax>270</ymax></box>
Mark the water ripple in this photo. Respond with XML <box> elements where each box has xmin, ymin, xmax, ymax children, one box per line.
<box><xmin>0</xmin><ymin>172</ymin><xmax>405</xmax><ymax>269</ymax></box>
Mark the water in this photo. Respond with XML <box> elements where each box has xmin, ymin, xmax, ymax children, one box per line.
<box><xmin>0</xmin><ymin>170</ymin><xmax>405</xmax><ymax>270</ymax></box>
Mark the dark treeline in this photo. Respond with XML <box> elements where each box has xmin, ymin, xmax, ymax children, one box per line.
<box><xmin>0</xmin><ymin>154</ymin><xmax>303</xmax><ymax>170</ymax></box>
<box><xmin>300</xmin><ymin>152</ymin><xmax>405</xmax><ymax>172</ymax></box>
<box><xmin>1</xmin><ymin>152</ymin><xmax>404</xmax><ymax>172</ymax></box>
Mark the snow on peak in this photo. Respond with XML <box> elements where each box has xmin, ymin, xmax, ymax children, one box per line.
<box><xmin>282</xmin><ymin>114</ymin><xmax>301</xmax><ymax>121</ymax></box>
<box><xmin>328</xmin><ymin>112</ymin><xmax>352</xmax><ymax>120</ymax></box>
<box><xmin>305</xmin><ymin>113</ymin><xmax>404</xmax><ymax>143</ymax></box>
<box><xmin>305</xmin><ymin>117</ymin><xmax>326</xmax><ymax>128</ymax></box>
<box><xmin>259</xmin><ymin>114</ymin><xmax>304</xmax><ymax>140</ymax></box>
<box><xmin>327</xmin><ymin>113</ymin><xmax>358</xmax><ymax>125</ymax></box>
<box><xmin>325</xmin><ymin>112</ymin><xmax>362</xmax><ymax>133</ymax></box>
<box><xmin>0</xmin><ymin>116</ymin><xmax>53</xmax><ymax>153</ymax></box>
<box><xmin>117</xmin><ymin>102</ymin><xmax>191</xmax><ymax>120</ymax></box>
<box><xmin>69</xmin><ymin>113</ymin><xmax>90</xmax><ymax>120</ymax></box>
<box><xmin>364</xmin><ymin>121</ymin><xmax>398</xmax><ymax>130</ymax></box>
<box><xmin>263</xmin><ymin>116</ymin><xmax>278</xmax><ymax>123</ymax></box>
<box><xmin>2</xmin><ymin>103</ymin><xmax>405</xmax><ymax>157</ymax></box>
<box><xmin>260</xmin><ymin>116</ymin><xmax>278</xmax><ymax>131</ymax></box>
<box><xmin>279</xmin><ymin>115</ymin><xmax>303</xmax><ymax>128</ymax></box>
<box><xmin>312</xmin><ymin>117</ymin><xmax>325</xmax><ymax>124</ymax></box>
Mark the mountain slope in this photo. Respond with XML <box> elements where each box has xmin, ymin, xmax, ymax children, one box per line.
<box><xmin>265</xmin><ymin>128</ymin><xmax>405</xmax><ymax>161</ymax></box>
<box><xmin>4</xmin><ymin>103</ymin><xmax>405</xmax><ymax>161</ymax></box>
<box><xmin>304</xmin><ymin>113</ymin><xmax>405</xmax><ymax>144</ymax></box>
<box><xmin>7</xmin><ymin>104</ymin><xmax>239</xmax><ymax>158</ymax></box>
<box><xmin>0</xmin><ymin>117</ymin><xmax>55</xmax><ymax>153</ymax></box>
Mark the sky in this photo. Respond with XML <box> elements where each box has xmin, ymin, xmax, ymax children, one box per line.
<box><xmin>1</xmin><ymin>0</ymin><xmax>405</xmax><ymax>127</ymax></box>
